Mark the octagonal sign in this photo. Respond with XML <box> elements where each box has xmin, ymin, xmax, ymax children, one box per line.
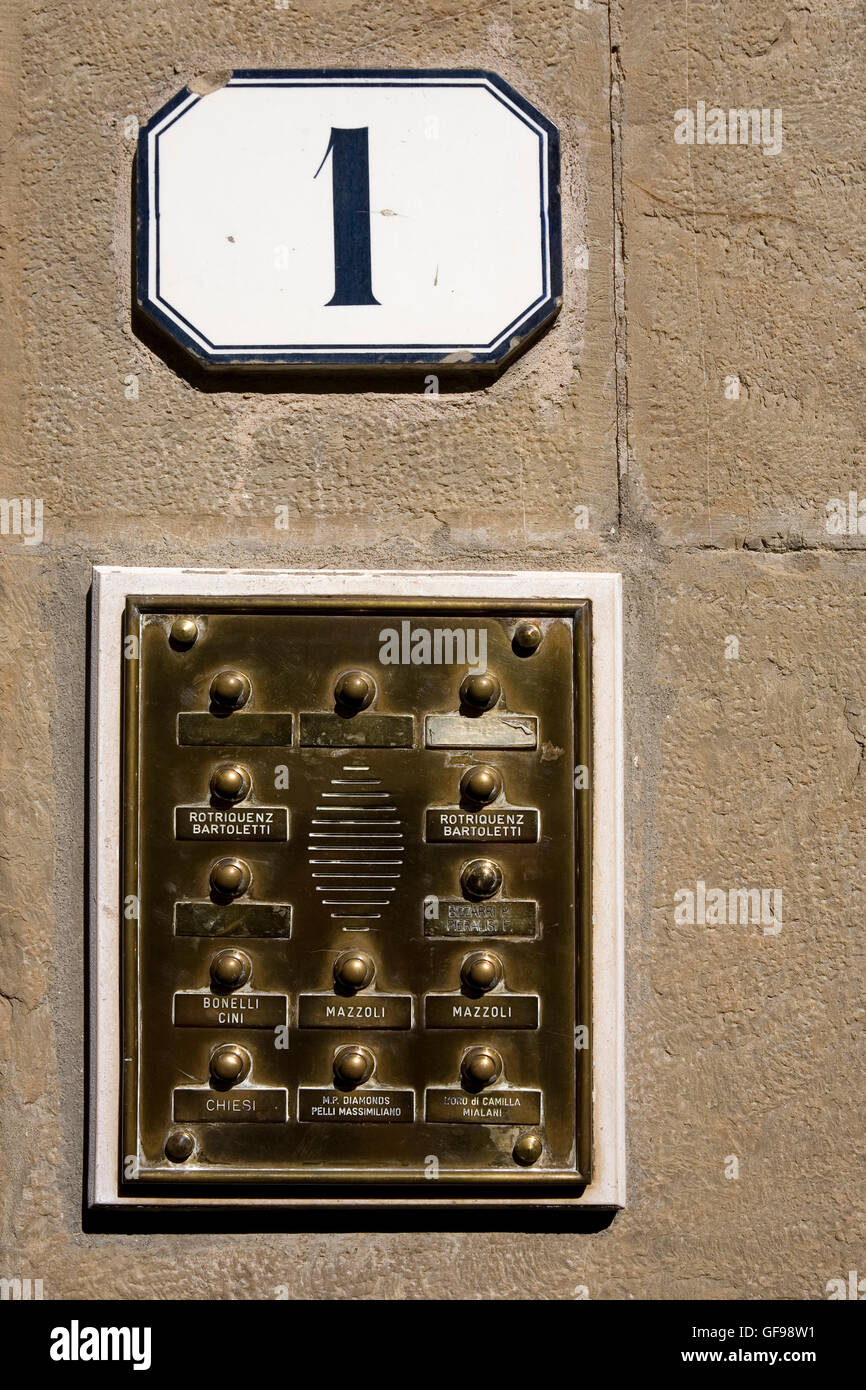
<box><xmin>136</xmin><ymin>70</ymin><xmax>562</xmax><ymax>371</ymax></box>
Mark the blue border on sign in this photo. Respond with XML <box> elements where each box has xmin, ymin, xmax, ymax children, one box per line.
<box><xmin>136</xmin><ymin>69</ymin><xmax>563</xmax><ymax>368</ymax></box>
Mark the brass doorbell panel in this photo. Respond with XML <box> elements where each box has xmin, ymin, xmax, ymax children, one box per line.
<box><xmin>89</xmin><ymin>570</ymin><xmax>624</xmax><ymax>1210</ymax></box>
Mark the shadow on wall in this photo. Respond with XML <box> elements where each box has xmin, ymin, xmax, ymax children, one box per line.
<box><xmin>83</xmin><ymin>1201</ymin><xmax>617</xmax><ymax>1237</ymax></box>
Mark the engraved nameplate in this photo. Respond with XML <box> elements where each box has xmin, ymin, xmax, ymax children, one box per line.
<box><xmin>425</xmin><ymin>1088</ymin><xmax>542</xmax><ymax>1124</ymax></box>
<box><xmin>178</xmin><ymin>713</ymin><xmax>294</xmax><ymax>746</ymax></box>
<box><xmin>175</xmin><ymin>807</ymin><xmax>289</xmax><ymax>840</ymax></box>
<box><xmin>425</xmin><ymin>714</ymin><xmax>538</xmax><ymax>749</ymax></box>
<box><xmin>425</xmin><ymin>808</ymin><xmax>539</xmax><ymax>843</ymax></box>
<box><xmin>297</xmin><ymin>995</ymin><xmax>412</xmax><ymax>1029</ymax></box>
<box><xmin>299</xmin><ymin>713</ymin><xmax>414</xmax><ymax>748</ymax></box>
<box><xmin>174</xmin><ymin>902</ymin><xmax>292</xmax><ymax>938</ymax></box>
<box><xmin>424</xmin><ymin>995</ymin><xmax>539</xmax><ymax>1029</ymax></box>
<box><xmin>297</xmin><ymin>1089</ymin><xmax>415</xmax><ymax>1122</ymax></box>
<box><xmin>173</xmin><ymin>991</ymin><xmax>288</xmax><ymax>1028</ymax></box>
<box><xmin>424</xmin><ymin>900</ymin><xmax>538</xmax><ymax>938</ymax></box>
<box><xmin>173</xmin><ymin>1087</ymin><xmax>288</xmax><ymax>1122</ymax></box>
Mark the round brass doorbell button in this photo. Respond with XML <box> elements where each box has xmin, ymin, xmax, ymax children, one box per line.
<box><xmin>210</xmin><ymin>668</ymin><xmax>251</xmax><ymax>709</ymax></box>
<box><xmin>333</xmin><ymin>951</ymin><xmax>375</xmax><ymax>993</ymax></box>
<box><xmin>209</xmin><ymin>762</ymin><xmax>252</xmax><ymax>803</ymax></box>
<box><xmin>210</xmin><ymin>949</ymin><xmax>252</xmax><ymax>990</ymax></box>
<box><xmin>334</xmin><ymin>669</ymin><xmax>376</xmax><ymax>711</ymax></box>
<box><xmin>209</xmin><ymin>856</ymin><xmax>252</xmax><ymax>899</ymax></box>
<box><xmin>333</xmin><ymin>1045</ymin><xmax>374</xmax><ymax>1089</ymax></box>
<box><xmin>461</xmin><ymin>952</ymin><xmax>503</xmax><ymax>994</ymax></box>
<box><xmin>459</xmin><ymin>764</ymin><xmax>502</xmax><ymax>805</ymax></box>
<box><xmin>459</xmin><ymin>672</ymin><xmax>501</xmax><ymax>711</ymax></box>
<box><xmin>460</xmin><ymin>858</ymin><xmax>503</xmax><ymax>900</ymax></box>
<box><xmin>209</xmin><ymin>1044</ymin><xmax>251</xmax><ymax>1086</ymax></box>
<box><xmin>460</xmin><ymin>1046</ymin><xmax>503</xmax><ymax>1091</ymax></box>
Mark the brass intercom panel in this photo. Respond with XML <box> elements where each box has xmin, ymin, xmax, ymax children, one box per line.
<box><xmin>118</xmin><ymin>595</ymin><xmax>592</xmax><ymax>1198</ymax></box>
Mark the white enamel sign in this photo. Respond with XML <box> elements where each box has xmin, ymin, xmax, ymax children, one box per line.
<box><xmin>136</xmin><ymin>70</ymin><xmax>562</xmax><ymax>370</ymax></box>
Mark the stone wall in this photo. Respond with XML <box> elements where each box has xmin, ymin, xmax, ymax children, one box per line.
<box><xmin>0</xmin><ymin>0</ymin><xmax>862</xmax><ymax>1298</ymax></box>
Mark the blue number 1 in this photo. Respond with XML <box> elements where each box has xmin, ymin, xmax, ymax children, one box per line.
<box><xmin>315</xmin><ymin>127</ymin><xmax>380</xmax><ymax>307</ymax></box>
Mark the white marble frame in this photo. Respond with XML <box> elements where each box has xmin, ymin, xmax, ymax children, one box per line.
<box><xmin>89</xmin><ymin>567</ymin><xmax>624</xmax><ymax>1209</ymax></box>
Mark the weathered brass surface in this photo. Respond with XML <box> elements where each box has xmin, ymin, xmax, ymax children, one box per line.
<box><xmin>173</xmin><ymin>900</ymin><xmax>292</xmax><ymax>938</ymax></box>
<box><xmin>178</xmin><ymin>712</ymin><xmax>295</xmax><ymax>746</ymax></box>
<box><xmin>298</xmin><ymin>711</ymin><xmax>414</xmax><ymax>747</ymax></box>
<box><xmin>122</xmin><ymin>598</ymin><xmax>592</xmax><ymax>1197</ymax></box>
<box><xmin>425</xmin><ymin>712</ymin><xmax>538</xmax><ymax>749</ymax></box>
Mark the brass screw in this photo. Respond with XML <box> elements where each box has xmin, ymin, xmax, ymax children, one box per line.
<box><xmin>513</xmin><ymin>1134</ymin><xmax>543</xmax><ymax>1166</ymax></box>
<box><xmin>164</xmin><ymin>1130</ymin><xmax>195</xmax><ymax>1162</ymax></box>
<box><xmin>170</xmin><ymin>617</ymin><xmax>198</xmax><ymax>648</ymax></box>
<box><xmin>513</xmin><ymin>621</ymin><xmax>543</xmax><ymax>654</ymax></box>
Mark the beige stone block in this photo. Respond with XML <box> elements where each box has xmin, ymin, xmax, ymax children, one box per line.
<box><xmin>1</xmin><ymin>0</ymin><xmax>618</xmax><ymax>555</ymax></box>
<box><xmin>622</xmin><ymin>1</ymin><xmax>866</xmax><ymax>549</ymax></box>
<box><xmin>625</xmin><ymin>551</ymin><xmax>865</xmax><ymax>1298</ymax></box>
